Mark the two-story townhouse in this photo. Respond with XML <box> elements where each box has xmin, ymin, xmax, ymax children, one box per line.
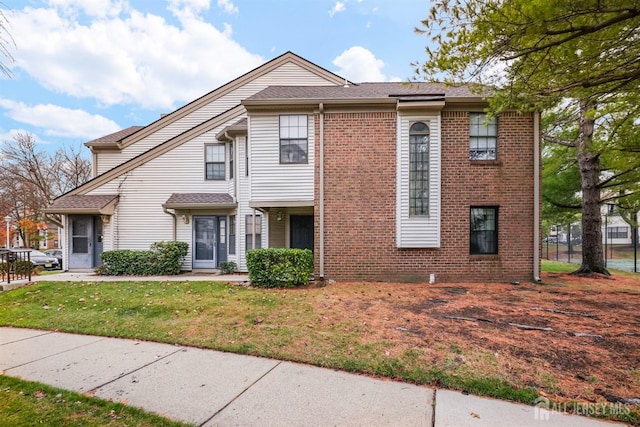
<box><xmin>46</xmin><ymin>52</ymin><xmax>541</xmax><ymax>282</ymax></box>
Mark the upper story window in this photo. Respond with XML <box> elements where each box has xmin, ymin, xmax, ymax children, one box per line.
<box><xmin>409</xmin><ymin>122</ymin><xmax>430</xmax><ymax>216</ymax></box>
<box><xmin>280</xmin><ymin>115</ymin><xmax>308</xmax><ymax>164</ymax></box>
<box><xmin>469</xmin><ymin>113</ymin><xmax>497</xmax><ymax>160</ymax></box>
<box><xmin>205</xmin><ymin>144</ymin><xmax>225</xmax><ymax>180</ymax></box>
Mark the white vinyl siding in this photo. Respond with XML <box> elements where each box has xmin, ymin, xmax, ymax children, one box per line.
<box><xmin>250</xmin><ymin>115</ymin><xmax>315</xmax><ymax>203</ymax></box>
<box><xmin>396</xmin><ymin>114</ymin><xmax>441</xmax><ymax>248</ymax></box>
<box><xmin>95</xmin><ymin>63</ymin><xmax>335</xmax><ymax>175</ymax></box>
<box><xmin>85</xmin><ymin>123</ymin><xmax>241</xmax><ymax>270</ymax></box>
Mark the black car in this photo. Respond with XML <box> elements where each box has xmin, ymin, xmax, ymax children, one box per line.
<box><xmin>44</xmin><ymin>249</ymin><xmax>63</xmax><ymax>270</ymax></box>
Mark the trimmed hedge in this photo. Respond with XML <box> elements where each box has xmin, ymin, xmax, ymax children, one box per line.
<box><xmin>246</xmin><ymin>248</ymin><xmax>313</xmax><ymax>288</ymax></box>
<box><xmin>98</xmin><ymin>241</ymin><xmax>188</xmax><ymax>276</ymax></box>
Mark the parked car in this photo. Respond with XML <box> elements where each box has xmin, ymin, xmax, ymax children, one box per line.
<box><xmin>4</xmin><ymin>248</ymin><xmax>60</xmax><ymax>270</ymax></box>
<box><xmin>44</xmin><ymin>249</ymin><xmax>63</xmax><ymax>270</ymax></box>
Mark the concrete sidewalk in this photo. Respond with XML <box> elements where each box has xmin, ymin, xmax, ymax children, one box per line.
<box><xmin>0</xmin><ymin>328</ymin><xmax>623</xmax><ymax>426</ymax></box>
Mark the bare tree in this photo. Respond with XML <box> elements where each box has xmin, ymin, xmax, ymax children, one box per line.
<box><xmin>0</xmin><ymin>133</ymin><xmax>92</xmax><ymax>228</ymax></box>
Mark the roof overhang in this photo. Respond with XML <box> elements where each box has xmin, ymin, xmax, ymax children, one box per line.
<box><xmin>84</xmin><ymin>142</ymin><xmax>121</xmax><ymax>151</ymax></box>
<box><xmin>249</xmin><ymin>200</ymin><xmax>314</xmax><ymax>209</ymax></box>
<box><xmin>44</xmin><ymin>194</ymin><xmax>119</xmax><ymax>215</ymax></box>
<box><xmin>162</xmin><ymin>193</ymin><xmax>238</xmax><ymax>210</ymax></box>
<box><xmin>242</xmin><ymin>97</ymin><xmax>397</xmax><ymax>112</ymax></box>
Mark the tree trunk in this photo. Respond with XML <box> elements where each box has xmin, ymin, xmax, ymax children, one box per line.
<box><xmin>573</xmin><ymin>102</ymin><xmax>609</xmax><ymax>275</ymax></box>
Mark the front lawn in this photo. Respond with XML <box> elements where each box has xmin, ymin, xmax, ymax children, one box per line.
<box><xmin>0</xmin><ymin>271</ymin><xmax>638</xmax><ymax>425</ymax></box>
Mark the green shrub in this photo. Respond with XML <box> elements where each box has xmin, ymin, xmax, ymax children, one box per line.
<box><xmin>99</xmin><ymin>241</ymin><xmax>188</xmax><ymax>276</ymax></box>
<box><xmin>150</xmin><ymin>241</ymin><xmax>189</xmax><ymax>275</ymax></box>
<box><xmin>13</xmin><ymin>260</ymin><xmax>39</xmax><ymax>275</ymax></box>
<box><xmin>246</xmin><ymin>248</ymin><xmax>313</xmax><ymax>288</ymax></box>
<box><xmin>219</xmin><ymin>261</ymin><xmax>237</xmax><ymax>274</ymax></box>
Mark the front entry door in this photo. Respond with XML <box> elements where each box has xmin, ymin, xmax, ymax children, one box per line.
<box><xmin>290</xmin><ymin>215</ymin><xmax>314</xmax><ymax>251</ymax></box>
<box><xmin>193</xmin><ymin>216</ymin><xmax>217</xmax><ymax>268</ymax></box>
<box><xmin>69</xmin><ymin>215</ymin><xmax>92</xmax><ymax>269</ymax></box>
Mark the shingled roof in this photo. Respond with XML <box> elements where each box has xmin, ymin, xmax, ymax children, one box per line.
<box><xmin>45</xmin><ymin>194</ymin><xmax>119</xmax><ymax>214</ymax></box>
<box><xmin>85</xmin><ymin>126</ymin><xmax>144</xmax><ymax>148</ymax></box>
<box><xmin>243</xmin><ymin>82</ymin><xmax>484</xmax><ymax>102</ymax></box>
<box><xmin>163</xmin><ymin>193</ymin><xmax>236</xmax><ymax>209</ymax></box>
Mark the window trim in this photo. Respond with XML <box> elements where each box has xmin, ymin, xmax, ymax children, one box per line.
<box><xmin>279</xmin><ymin>115</ymin><xmax>309</xmax><ymax>164</ymax></box>
<box><xmin>229</xmin><ymin>215</ymin><xmax>236</xmax><ymax>255</ymax></box>
<box><xmin>469</xmin><ymin>113</ymin><xmax>497</xmax><ymax>161</ymax></box>
<box><xmin>205</xmin><ymin>144</ymin><xmax>226</xmax><ymax>180</ymax></box>
<box><xmin>245</xmin><ymin>214</ymin><xmax>262</xmax><ymax>250</ymax></box>
<box><xmin>470</xmin><ymin>206</ymin><xmax>498</xmax><ymax>255</ymax></box>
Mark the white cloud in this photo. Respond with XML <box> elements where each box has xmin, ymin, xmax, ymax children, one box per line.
<box><xmin>329</xmin><ymin>1</ymin><xmax>346</xmax><ymax>17</ymax></box>
<box><xmin>217</xmin><ymin>0</ymin><xmax>238</xmax><ymax>14</ymax></box>
<box><xmin>47</xmin><ymin>0</ymin><xmax>128</xmax><ymax>18</ymax></box>
<box><xmin>10</xmin><ymin>1</ymin><xmax>262</xmax><ymax>110</ymax></box>
<box><xmin>0</xmin><ymin>98</ymin><xmax>121</xmax><ymax>139</ymax></box>
<box><xmin>332</xmin><ymin>46</ymin><xmax>387</xmax><ymax>82</ymax></box>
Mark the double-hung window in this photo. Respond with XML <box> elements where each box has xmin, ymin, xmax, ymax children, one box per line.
<box><xmin>205</xmin><ymin>144</ymin><xmax>225</xmax><ymax>180</ymax></box>
<box><xmin>469</xmin><ymin>113</ymin><xmax>497</xmax><ymax>160</ymax></box>
<box><xmin>470</xmin><ymin>207</ymin><xmax>498</xmax><ymax>255</ymax></box>
<box><xmin>280</xmin><ymin>115</ymin><xmax>308</xmax><ymax>164</ymax></box>
<box><xmin>409</xmin><ymin>122</ymin><xmax>430</xmax><ymax>216</ymax></box>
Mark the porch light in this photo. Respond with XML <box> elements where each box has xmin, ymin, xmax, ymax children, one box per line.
<box><xmin>182</xmin><ymin>215</ymin><xmax>190</xmax><ymax>224</ymax></box>
<box><xmin>276</xmin><ymin>211</ymin><xmax>284</xmax><ymax>221</ymax></box>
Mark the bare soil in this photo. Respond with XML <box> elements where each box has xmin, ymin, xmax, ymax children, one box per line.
<box><xmin>314</xmin><ymin>272</ymin><xmax>640</xmax><ymax>409</ymax></box>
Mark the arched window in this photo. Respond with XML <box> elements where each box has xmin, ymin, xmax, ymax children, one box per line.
<box><xmin>409</xmin><ymin>122</ymin><xmax>430</xmax><ymax>216</ymax></box>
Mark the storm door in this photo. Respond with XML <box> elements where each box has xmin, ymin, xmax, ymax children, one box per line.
<box><xmin>193</xmin><ymin>216</ymin><xmax>217</xmax><ymax>268</ymax></box>
<box><xmin>68</xmin><ymin>215</ymin><xmax>92</xmax><ymax>269</ymax></box>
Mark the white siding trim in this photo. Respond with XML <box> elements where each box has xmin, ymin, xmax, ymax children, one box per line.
<box><xmin>396</xmin><ymin>114</ymin><xmax>441</xmax><ymax>248</ymax></box>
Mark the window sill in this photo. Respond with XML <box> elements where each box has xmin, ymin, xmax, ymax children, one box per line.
<box><xmin>469</xmin><ymin>160</ymin><xmax>502</xmax><ymax>166</ymax></box>
<box><xmin>469</xmin><ymin>254</ymin><xmax>499</xmax><ymax>260</ymax></box>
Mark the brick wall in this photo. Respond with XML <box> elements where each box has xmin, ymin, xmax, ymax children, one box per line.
<box><xmin>314</xmin><ymin>110</ymin><xmax>537</xmax><ymax>283</ymax></box>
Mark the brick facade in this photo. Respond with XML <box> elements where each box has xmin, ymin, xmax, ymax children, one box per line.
<box><xmin>315</xmin><ymin>110</ymin><xmax>537</xmax><ymax>282</ymax></box>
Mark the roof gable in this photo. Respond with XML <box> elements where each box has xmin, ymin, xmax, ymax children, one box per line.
<box><xmin>116</xmin><ymin>52</ymin><xmax>347</xmax><ymax>150</ymax></box>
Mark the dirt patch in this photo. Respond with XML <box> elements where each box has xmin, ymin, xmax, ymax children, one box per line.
<box><xmin>315</xmin><ymin>272</ymin><xmax>640</xmax><ymax>410</ymax></box>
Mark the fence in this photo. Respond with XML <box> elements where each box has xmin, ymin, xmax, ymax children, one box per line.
<box><xmin>0</xmin><ymin>250</ymin><xmax>33</xmax><ymax>284</ymax></box>
<box><xmin>542</xmin><ymin>224</ymin><xmax>640</xmax><ymax>273</ymax></box>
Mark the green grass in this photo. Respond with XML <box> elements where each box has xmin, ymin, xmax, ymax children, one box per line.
<box><xmin>0</xmin><ymin>375</ymin><xmax>192</xmax><ymax>427</ymax></box>
<box><xmin>541</xmin><ymin>259</ymin><xmax>579</xmax><ymax>273</ymax></box>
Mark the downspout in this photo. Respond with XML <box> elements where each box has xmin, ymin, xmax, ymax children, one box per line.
<box><xmin>319</xmin><ymin>103</ymin><xmax>325</xmax><ymax>279</ymax></box>
<box><xmin>225</xmin><ymin>131</ymin><xmax>239</xmax><ymax>203</ymax></box>
<box><xmin>162</xmin><ymin>207</ymin><xmax>177</xmax><ymax>241</ymax></box>
<box><xmin>533</xmin><ymin>111</ymin><xmax>541</xmax><ymax>282</ymax></box>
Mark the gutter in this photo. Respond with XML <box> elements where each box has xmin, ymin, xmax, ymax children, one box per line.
<box><xmin>162</xmin><ymin>207</ymin><xmax>177</xmax><ymax>241</ymax></box>
<box><xmin>319</xmin><ymin>103</ymin><xmax>325</xmax><ymax>279</ymax></box>
<box><xmin>533</xmin><ymin>111</ymin><xmax>541</xmax><ymax>282</ymax></box>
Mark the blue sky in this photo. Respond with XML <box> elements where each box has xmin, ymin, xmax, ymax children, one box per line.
<box><xmin>1</xmin><ymin>0</ymin><xmax>433</xmax><ymax>154</ymax></box>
